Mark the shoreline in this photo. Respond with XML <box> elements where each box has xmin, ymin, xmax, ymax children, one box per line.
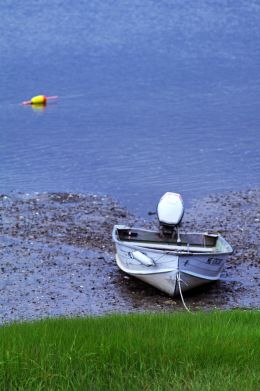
<box><xmin>0</xmin><ymin>189</ymin><xmax>259</xmax><ymax>323</ymax></box>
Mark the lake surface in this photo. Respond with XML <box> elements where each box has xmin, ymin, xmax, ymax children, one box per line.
<box><xmin>1</xmin><ymin>0</ymin><xmax>260</xmax><ymax>214</ymax></box>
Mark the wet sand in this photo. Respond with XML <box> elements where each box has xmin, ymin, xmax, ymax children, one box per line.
<box><xmin>0</xmin><ymin>190</ymin><xmax>259</xmax><ymax>323</ymax></box>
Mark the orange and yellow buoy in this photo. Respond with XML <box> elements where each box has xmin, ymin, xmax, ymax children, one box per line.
<box><xmin>21</xmin><ymin>95</ymin><xmax>58</xmax><ymax>106</ymax></box>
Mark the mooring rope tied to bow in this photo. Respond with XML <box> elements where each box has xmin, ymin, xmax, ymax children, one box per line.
<box><xmin>177</xmin><ymin>272</ymin><xmax>192</xmax><ymax>313</ymax></box>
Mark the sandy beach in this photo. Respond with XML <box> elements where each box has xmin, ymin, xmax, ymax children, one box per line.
<box><xmin>0</xmin><ymin>189</ymin><xmax>259</xmax><ymax>323</ymax></box>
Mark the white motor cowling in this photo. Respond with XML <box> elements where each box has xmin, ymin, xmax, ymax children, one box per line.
<box><xmin>157</xmin><ymin>192</ymin><xmax>184</xmax><ymax>227</ymax></box>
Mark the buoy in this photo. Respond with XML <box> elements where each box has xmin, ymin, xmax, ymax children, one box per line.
<box><xmin>21</xmin><ymin>95</ymin><xmax>58</xmax><ymax>105</ymax></box>
<box><xmin>132</xmin><ymin>251</ymin><xmax>155</xmax><ymax>266</ymax></box>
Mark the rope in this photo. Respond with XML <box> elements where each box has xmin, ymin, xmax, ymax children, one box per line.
<box><xmin>177</xmin><ymin>272</ymin><xmax>192</xmax><ymax>313</ymax></box>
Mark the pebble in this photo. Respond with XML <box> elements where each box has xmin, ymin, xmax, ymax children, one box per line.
<box><xmin>0</xmin><ymin>189</ymin><xmax>259</xmax><ymax>324</ymax></box>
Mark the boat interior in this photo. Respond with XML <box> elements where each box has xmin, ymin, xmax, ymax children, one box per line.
<box><xmin>116</xmin><ymin>227</ymin><xmax>222</xmax><ymax>253</ymax></box>
<box><xmin>117</xmin><ymin>227</ymin><xmax>217</xmax><ymax>245</ymax></box>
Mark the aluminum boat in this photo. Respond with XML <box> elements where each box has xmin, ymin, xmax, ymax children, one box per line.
<box><xmin>112</xmin><ymin>192</ymin><xmax>233</xmax><ymax>296</ymax></box>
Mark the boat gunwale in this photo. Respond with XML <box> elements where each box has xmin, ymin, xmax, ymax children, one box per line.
<box><xmin>112</xmin><ymin>225</ymin><xmax>233</xmax><ymax>256</ymax></box>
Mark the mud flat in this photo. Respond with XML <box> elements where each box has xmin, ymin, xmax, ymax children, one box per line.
<box><xmin>0</xmin><ymin>190</ymin><xmax>259</xmax><ymax>323</ymax></box>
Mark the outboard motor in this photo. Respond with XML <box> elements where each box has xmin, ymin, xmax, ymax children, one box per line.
<box><xmin>157</xmin><ymin>192</ymin><xmax>184</xmax><ymax>239</ymax></box>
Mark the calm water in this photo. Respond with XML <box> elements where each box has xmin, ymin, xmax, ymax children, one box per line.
<box><xmin>1</xmin><ymin>1</ymin><xmax>260</xmax><ymax>213</ymax></box>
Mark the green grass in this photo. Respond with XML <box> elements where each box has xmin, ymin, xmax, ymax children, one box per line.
<box><xmin>0</xmin><ymin>311</ymin><xmax>259</xmax><ymax>390</ymax></box>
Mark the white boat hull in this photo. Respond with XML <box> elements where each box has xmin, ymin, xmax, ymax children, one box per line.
<box><xmin>116</xmin><ymin>254</ymin><xmax>178</xmax><ymax>295</ymax></box>
<box><xmin>115</xmin><ymin>241</ymin><xmax>228</xmax><ymax>296</ymax></box>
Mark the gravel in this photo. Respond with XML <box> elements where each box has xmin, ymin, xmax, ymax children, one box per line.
<box><xmin>0</xmin><ymin>189</ymin><xmax>259</xmax><ymax>323</ymax></box>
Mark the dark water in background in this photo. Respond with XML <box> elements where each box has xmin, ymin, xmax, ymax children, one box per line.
<box><xmin>1</xmin><ymin>0</ymin><xmax>260</xmax><ymax>214</ymax></box>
